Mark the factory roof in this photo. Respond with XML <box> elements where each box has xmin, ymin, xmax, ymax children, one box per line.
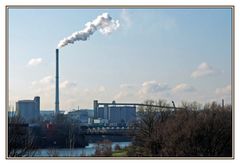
<box><xmin>17</xmin><ymin>100</ymin><xmax>35</xmax><ymax>103</ymax></box>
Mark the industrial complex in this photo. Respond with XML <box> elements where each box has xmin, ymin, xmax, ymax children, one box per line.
<box><xmin>14</xmin><ymin>96</ymin><xmax>137</xmax><ymax>127</ymax></box>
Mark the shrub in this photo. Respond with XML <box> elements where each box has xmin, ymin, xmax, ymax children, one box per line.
<box><xmin>94</xmin><ymin>140</ymin><xmax>112</xmax><ymax>157</ymax></box>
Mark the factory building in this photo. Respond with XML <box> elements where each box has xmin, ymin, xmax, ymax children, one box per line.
<box><xmin>97</xmin><ymin>105</ymin><xmax>109</xmax><ymax>120</ymax></box>
<box><xmin>67</xmin><ymin>109</ymin><xmax>94</xmax><ymax>124</ymax></box>
<box><xmin>93</xmin><ymin>100</ymin><xmax>136</xmax><ymax>125</ymax></box>
<box><xmin>16</xmin><ymin>96</ymin><xmax>40</xmax><ymax>123</ymax></box>
<box><xmin>40</xmin><ymin>110</ymin><xmax>55</xmax><ymax>122</ymax></box>
<box><xmin>109</xmin><ymin>106</ymin><xmax>136</xmax><ymax>124</ymax></box>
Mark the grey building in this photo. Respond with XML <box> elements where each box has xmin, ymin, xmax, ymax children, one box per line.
<box><xmin>93</xmin><ymin>100</ymin><xmax>136</xmax><ymax>125</ymax></box>
<box><xmin>16</xmin><ymin>96</ymin><xmax>40</xmax><ymax>123</ymax></box>
<box><xmin>68</xmin><ymin>109</ymin><xmax>94</xmax><ymax>124</ymax></box>
<box><xmin>40</xmin><ymin>110</ymin><xmax>55</xmax><ymax>122</ymax></box>
<box><xmin>109</xmin><ymin>106</ymin><xmax>136</xmax><ymax>124</ymax></box>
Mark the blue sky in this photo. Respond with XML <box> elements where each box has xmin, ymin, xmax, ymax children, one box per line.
<box><xmin>9</xmin><ymin>8</ymin><xmax>232</xmax><ymax>110</ymax></box>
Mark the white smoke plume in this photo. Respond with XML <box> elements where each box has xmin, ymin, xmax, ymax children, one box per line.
<box><xmin>57</xmin><ymin>13</ymin><xmax>120</xmax><ymax>48</ymax></box>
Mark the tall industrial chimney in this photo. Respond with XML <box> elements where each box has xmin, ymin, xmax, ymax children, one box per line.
<box><xmin>55</xmin><ymin>49</ymin><xmax>60</xmax><ymax>114</ymax></box>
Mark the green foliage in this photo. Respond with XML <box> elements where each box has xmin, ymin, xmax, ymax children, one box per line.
<box><xmin>112</xmin><ymin>150</ymin><xmax>128</xmax><ymax>157</ymax></box>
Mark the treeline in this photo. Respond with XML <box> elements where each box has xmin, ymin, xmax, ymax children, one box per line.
<box><xmin>8</xmin><ymin>114</ymin><xmax>88</xmax><ymax>157</ymax></box>
<box><xmin>127</xmin><ymin>100</ymin><xmax>232</xmax><ymax>157</ymax></box>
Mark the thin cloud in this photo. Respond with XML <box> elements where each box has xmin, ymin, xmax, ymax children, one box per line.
<box><xmin>160</xmin><ymin>17</ymin><xmax>177</xmax><ymax>31</ymax></box>
<box><xmin>138</xmin><ymin>80</ymin><xmax>169</xmax><ymax>95</ymax></box>
<box><xmin>60</xmin><ymin>80</ymin><xmax>77</xmax><ymax>89</ymax></box>
<box><xmin>120</xmin><ymin>9</ymin><xmax>132</xmax><ymax>28</ymax></box>
<box><xmin>39</xmin><ymin>75</ymin><xmax>54</xmax><ymax>84</ymax></box>
<box><xmin>191</xmin><ymin>62</ymin><xmax>216</xmax><ymax>78</ymax></box>
<box><xmin>31</xmin><ymin>75</ymin><xmax>77</xmax><ymax>93</ymax></box>
<box><xmin>30</xmin><ymin>75</ymin><xmax>78</xmax><ymax>110</ymax></box>
<box><xmin>120</xmin><ymin>83</ymin><xmax>136</xmax><ymax>89</ymax></box>
<box><xmin>98</xmin><ymin>86</ymin><xmax>106</xmax><ymax>92</ymax></box>
<box><xmin>84</xmin><ymin>88</ymin><xmax>90</xmax><ymax>93</ymax></box>
<box><xmin>216</xmin><ymin>84</ymin><xmax>231</xmax><ymax>96</ymax></box>
<box><xmin>30</xmin><ymin>76</ymin><xmax>54</xmax><ymax>97</ymax></box>
<box><xmin>114</xmin><ymin>83</ymin><xmax>137</xmax><ymax>100</ymax></box>
<box><xmin>27</xmin><ymin>58</ymin><xmax>42</xmax><ymax>66</ymax></box>
<box><xmin>114</xmin><ymin>91</ymin><xmax>129</xmax><ymax>100</ymax></box>
<box><xmin>172</xmin><ymin>83</ymin><xmax>195</xmax><ymax>93</ymax></box>
<box><xmin>31</xmin><ymin>75</ymin><xmax>54</xmax><ymax>86</ymax></box>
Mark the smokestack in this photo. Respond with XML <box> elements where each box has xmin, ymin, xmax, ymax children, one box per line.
<box><xmin>55</xmin><ymin>49</ymin><xmax>60</xmax><ymax>114</ymax></box>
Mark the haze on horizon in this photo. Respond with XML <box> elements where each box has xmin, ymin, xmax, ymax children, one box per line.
<box><xmin>9</xmin><ymin>8</ymin><xmax>232</xmax><ymax>111</ymax></box>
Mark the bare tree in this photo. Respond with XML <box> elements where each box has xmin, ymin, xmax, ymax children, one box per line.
<box><xmin>132</xmin><ymin>100</ymin><xmax>172</xmax><ymax>156</ymax></box>
<box><xmin>8</xmin><ymin>115</ymin><xmax>37</xmax><ymax>157</ymax></box>
<box><xmin>129</xmin><ymin>100</ymin><xmax>232</xmax><ymax>157</ymax></box>
<box><xmin>181</xmin><ymin>101</ymin><xmax>202</xmax><ymax>111</ymax></box>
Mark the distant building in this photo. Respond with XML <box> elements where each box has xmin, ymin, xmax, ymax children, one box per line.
<box><xmin>96</xmin><ymin>107</ymin><xmax>103</xmax><ymax>119</ymax></box>
<box><xmin>40</xmin><ymin>110</ymin><xmax>55</xmax><ymax>122</ymax></box>
<box><xmin>93</xmin><ymin>100</ymin><xmax>136</xmax><ymax>125</ymax></box>
<box><xmin>67</xmin><ymin>109</ymin><xmax>94</xmax><ymax>124</ymax></box>
<box><xmin>109</xmin><ymin>106</ymin><xmax>136</xmax><ymax>124</ymax></box>
<box><xmin>81</xmin><ymin>109</ymin><xmax>94</xmax><ymax>118</ymax></box>
<box><xmin>16</xmin><ymin>96</ymin><xmax>40</xmax><ymax>123</ymax></box>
